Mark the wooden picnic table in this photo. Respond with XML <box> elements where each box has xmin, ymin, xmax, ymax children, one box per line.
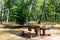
<box><xmin>23</xmin><ymin>24</ymin><xmax>51</xmax><ymax>37</ymax></box>
<box><xmin>23</xmin><ymin>24</ymin><xmax>60</xmax><ymax>38</ymax></box>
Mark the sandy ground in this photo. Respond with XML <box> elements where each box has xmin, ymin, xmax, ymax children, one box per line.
<box><xmin>0</xmin><ymin>22</ymin><xmax>60</xmax><ymax>40</ymax></box>
<box><xmin>0</xmin><ymin>27</ymin><xmax>60</xmax><ymax>40</ymax></box>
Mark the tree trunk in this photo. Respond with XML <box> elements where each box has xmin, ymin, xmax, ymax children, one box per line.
<box><xmin>6</xmin><ymin>9</ymin><xmax>9</xmax><ymax>24</ymax></box>
<box><xmin>27</xmin><ymin>0</ymin><xmax>34</xmax><ymax>22</ymax></box>
<box><xmin>53</xmin><ymin>0</ymin><xmax>56</xmax><ymax>22</ymax></box>
<box><xmin>6</xmin><ymin>0</ymin><xmax>11</xmax><ymax>24</ymax></box>
<box><xmin>38</xmin><ymin>0</ymin><xmax>46</xmax><ymax>24</ymax></box>
<box><xmin>1</xmin><ymin>0</ymin><xmax>5</xmax><ymax>24</ymax></box>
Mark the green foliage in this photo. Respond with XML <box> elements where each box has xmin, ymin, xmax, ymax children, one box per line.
<box><xmin>3</xmin><ymin>0</ymin><xmax>60</xmax><ymax>24</ymax></box>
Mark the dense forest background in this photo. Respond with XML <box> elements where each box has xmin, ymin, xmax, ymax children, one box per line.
<box><xmin>0</xmin><ymin>0</ymin><xmax>60</xmax><ymax>25</ymax></box>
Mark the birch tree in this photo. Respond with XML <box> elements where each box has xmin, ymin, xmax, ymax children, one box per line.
<box><xmin>1</xmin><ymin>0</ymin><xmax>5</xmax><ymax>24</ymax></box>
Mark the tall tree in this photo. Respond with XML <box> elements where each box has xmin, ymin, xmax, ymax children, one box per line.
<box><xmin>38</xmin><ymin>0</ymin><xmax>46</xmax><ymax>24</ymax></box>
<box><xmin>5</xmin><ymin>0</ymin><xmax>12</xmax><ymax>24</ymax></box>
<box><xmin>1</xmin><ymin>0</ymin><xmax>5</xmax><ymax>24</ymax></box>
<box><xmin>27</xmin><ymin>0</ymin><xmax>34</xmax><ymax>22</ymax></box>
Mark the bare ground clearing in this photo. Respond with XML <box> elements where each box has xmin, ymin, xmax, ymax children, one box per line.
<box><xmin>0</xmin><ymin>22</ymin><xmax>60</xmax><ymax>40</ymax></box>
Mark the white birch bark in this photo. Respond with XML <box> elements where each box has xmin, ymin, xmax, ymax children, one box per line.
<box><xmin>1</xmin><ymin>0</ymin><xmax>5</xmax><ymax>24</ymax></box>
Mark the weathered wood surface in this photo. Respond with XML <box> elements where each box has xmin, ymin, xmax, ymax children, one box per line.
<box><xmin>23</xmin><ymin>24</ymin><xmax>53</xmax><ymax>29</ymax></box>
<box><xmin>23</xmin><ymin>24</ymin><xmax>44</xmax><ymax>28</ymax></box>
<box><xmin>45</xmin><ymin>25</ymin><xmax>60</xmax><ymax>29</ymax></box>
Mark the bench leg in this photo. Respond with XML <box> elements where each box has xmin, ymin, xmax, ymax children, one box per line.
<box><xmin>21</xmin><ymin>31</ymin><xmax>25</xmax><ymax>36</ymax></box>
<box><xmin>28</xmin><ymin>32</ymin><xmax>32</xmax><ymax>38</ymax></box>
<box><xmin>35</xmin><ymin>28</ymin><xmax>38</xmax><ymax>36</ymax></box>
<box><xmin>40</xmin><ymin>28</ymin><xmax>41</xmax><ymax>35</ymax></box>
<box><xmin>28</xmin><ymin>27</ymin><xmax>32</xmax><ymax>38</ymax></box>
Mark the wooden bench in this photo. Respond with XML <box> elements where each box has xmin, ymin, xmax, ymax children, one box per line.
<box><xmin>19</xmin><ymin>29</ymin><xmax>33</xmax><ymax>38</ymax></box>
<box><xmin>40</xmin><ymin>27</ymin><xmax>51</xmax><ymax>36</ymax></box>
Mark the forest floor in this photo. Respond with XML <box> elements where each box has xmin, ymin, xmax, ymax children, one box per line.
<box><xmin>0</xmin><ymin>22</ymin><xmax>60</xmax><ymax>40</ymax></box>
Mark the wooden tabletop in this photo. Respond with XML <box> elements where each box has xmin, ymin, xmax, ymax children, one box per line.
<box><xmin>23</xmin><ymin>23</ymin><xmax>45</xmax><ymax>28</ymax></box>
<box><xmin>23</xmin><ymin>23</ymin><xmax>53</xmax><ymax>29</ymax></box>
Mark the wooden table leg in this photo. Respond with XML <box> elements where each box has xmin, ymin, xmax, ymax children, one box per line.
<box><xmin>34</xmin><ymin>27</ymin><xmax>38</xmax><ymax>36</ymax></box>
<box><xmin>35</xmin><ymin>26</ymin><xmax>40</xmax><ymax>36</ymax></box>
<box><xmin>28</xmin><ymin>27</ymin><xmax>31</xmax><ymax>31</ymax></box>
<box><xmin>34</xmin><ymin>27</ymin><xmax>36</xmax><ymax>32</ymax></box>
<box><xmin>40</xmin><ymin>28</ymin><xmax>41</xmax><ymax>36</ymax></box>
<box><xmin>42</xmin><ymin>29</ymin><xmax>45</xmax><ymax>36</ymax></box>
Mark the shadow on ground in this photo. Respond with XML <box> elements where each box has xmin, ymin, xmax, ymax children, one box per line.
<box><xmin>0</xmin><ymin>24</ymin><xmax>24</xmax><ymax>29</ymax></box>
<box><xmin>9</xmin><ymin>30</ymin><xmax>37</xmax><ymax>38</ymax></box>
